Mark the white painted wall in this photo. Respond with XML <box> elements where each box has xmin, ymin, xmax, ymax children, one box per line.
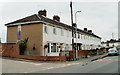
<box><xmin>102</xmin><ymin>42</ymin><xmax>120</xmax><ymax>48</ymax></box>
<box><xmin>43</xmin><ymin>24</ymin><xmax>101</xmax><ymax>56</ymax></box>
<box><xmin>43</xmin><ymin>24</ymin><xmax>72</xmax><ymax>44</ymax></box>
<box><xmin>75</xmin><ymin>32</ymin><xmax>101</xmax><ymax>49</ymax></box>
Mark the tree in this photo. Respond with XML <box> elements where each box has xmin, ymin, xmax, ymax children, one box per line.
<box><xmin>19</xmin><ymin>37</ymin><xmax>28</xmax><ymax>55</ymax></box>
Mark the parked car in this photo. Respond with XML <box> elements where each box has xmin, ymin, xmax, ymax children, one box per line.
<box><xmin>116</xmin><ymin>47</ymin><xmax>120</xmax><ymax>51</ymax></box>
<box><xmin>108</xmin><ymin>47</ymin><xmax>119</xmax><ymax>56</ymax></box>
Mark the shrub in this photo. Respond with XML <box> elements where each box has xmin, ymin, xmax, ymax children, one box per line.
<box><xmin>19</xmin><ymin>38</ymin><xmax>28</xmax><ymax>55</ymax></box>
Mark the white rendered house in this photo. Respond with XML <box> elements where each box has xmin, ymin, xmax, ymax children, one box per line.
<box><xmin>5</xmin><ymin>10</ymin><xmax>101</xmax><ymax>56</ymax></box>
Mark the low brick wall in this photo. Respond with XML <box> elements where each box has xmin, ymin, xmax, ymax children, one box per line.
<box><xmin>78</xmin><ymin>50</ymin><xmax>88</xmax><ymax>56</ymax></box>
<box><xmin>1</xmin><ymin>43</ymin><xmax>19</xmax><ymax>57</ymax></box>
<box><xmin>15</xmin><ymin>55</ymin><xmax>66</xmax><ymax>61</ymax></box>
<box><xmin>61</xmin><ymin>50</ymin><xmax>88</xmax><ymax>57</ymax></box>
<box><xmin>1</xmin><ymin>43</ymin><xmax>66</xmax><ymax>61</ymax></box>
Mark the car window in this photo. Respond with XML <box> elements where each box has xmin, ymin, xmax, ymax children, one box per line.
<box><xmin>108</xmin><ymin>48</ymin><xmax>114</xmax><ymax>51</ymax></box>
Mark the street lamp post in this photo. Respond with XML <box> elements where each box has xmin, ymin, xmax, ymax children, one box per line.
<box><xmin>75</xmin><ymin>11</ymin><xmax>81</xmax><ymax>59</ymax></box>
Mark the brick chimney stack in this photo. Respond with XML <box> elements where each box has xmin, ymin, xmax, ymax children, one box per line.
<box><xmin>84</xmin><ymin>28</ymin><xmax>87</xmax><ymax>32</ymax></box>
<box><xmin>88</xmin><ymin>30</ymin><xmax>92</xmax><ymax>33</ymax></box>
<box><xmin>53</xmin><ymin>15</ymin><xmax>60</xmax><ymax>21</ymax></box>
<box><xmin>38</xmin><ymin>9</ymin><xmax>47</xmax><ymax>17</ymax></box>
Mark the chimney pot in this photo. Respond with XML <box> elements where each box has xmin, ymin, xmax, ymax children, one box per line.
<box><xmin>88</xmin><ymin>30</ymin><xmax>92</xmax><ymax>33</ymax></box>
<box><xmin>38</xmin><ymin>9</ymin><xmax>47</xmax><ymax>16</ymax></box>
<box><xmin>53</xmin><ymin>15</ymin><xmax>60</xmax><ymax>21</ymax></box>
<box><xmin>84</xmin><ymin>28</ymin><xmax>87</xmax><ymax>31</ymax></box>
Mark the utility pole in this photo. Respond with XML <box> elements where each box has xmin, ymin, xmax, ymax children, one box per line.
<box><xmin>70</xmin><ymin>1</ymin><xmax>74</xmax><ymax>51</ymax></box>
<box><xmin>70</xmin><ymin>1</ymin><xmax>75</xmax><ymax>60</ymax></box>
<box><xmin>112</xmin><ymin>33</ymin><xmax>114</xmax><ymax>39</ymax></box>
<box><xmin>112</xmin><ymin>33</ymin><xmax>114</xmax><ymax>47</ymax></box>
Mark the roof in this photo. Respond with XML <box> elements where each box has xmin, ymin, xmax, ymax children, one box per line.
<box><xmin>1</xmin><ymin>42</ymin><xmax>17</xmax><ymax>44</ymax></box>
<box><xmin>102</xmin><ymin>39</ymin><xmax>120</xmax><ymax>44</ymax></box>
<box><xmin>5</xmin><ymin>14</ymin><xmax>101</xmax><ymax>39</ymax></box>
<box><xmin>5</xmin><ymin>14</ymin><xmax>41</xmax><ymax>25</ymax></box>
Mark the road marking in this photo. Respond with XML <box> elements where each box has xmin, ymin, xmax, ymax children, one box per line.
<box><xmin>20</xmin><ymin>62</ymin><xmax>29</xmax><ymax>64</ymax></box>
<box><xmin>67</xmin><ymin>64</ymin><xmax>71</xmax><ymax>66</ymax></box>
<box><xmin>15</xmin><ymin>61</ymin><xmax>45</xmax><ymax>66</ymax></box>
<box><xmin>34</xmin><ymin>64</ymin><xmax>42</xmax><ymax>66</ymax></box>
<box><xmin>47</xmin><ymin>67</ymin><xmax>54</xmax><ymax>69</ymax></box>
<box><xmin>114</xmin><ymin>59</ymin><xmax>120</xmax><ymax>61</ymax></box>
<box><xmin>96</xmin><ymin>59</ymin><xmax>120</xmax><ymax>61</ymax></box>
<box><xmin>97</xmin><ymin>59</ymin><xmax>109</xmax><ymax>61</ymax></box>
<box><xmin>75</xmin><ymin>63</ymin><xmax>79</xmax><ymax>64</ymax></box>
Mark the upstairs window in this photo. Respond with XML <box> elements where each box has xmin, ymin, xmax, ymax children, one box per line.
<box><xmin>81</xmin><ymin>34</ymin><xmax>83</xmax><ymax>39</ymax></box>
<box><xmin>78</xmin><ymin>33</ymin><xmax>80</xmax><ymax>39</ymax></box>
<box><xmin>74</xmin><ymin>33</ymin><xmax>76</xmax><ymax>38</ymax></box>
<box><xmin>44</xmin><ymin>25</ymin><xmax>48</xmax><ymax>33</ymax></box>
<box><xmin>67</xmin><ymin>31</ymin><xmax>69</xmax><ymax>37</ymax></box>
<box><xmin>61</xmin><ymin>29</ymin><xmax>64</xmax><ymax>36</ymax></box>
<box><xmin>53</xmin><ymin>27</ymin><xmax>56</xmax><ymax>34</ymax></box>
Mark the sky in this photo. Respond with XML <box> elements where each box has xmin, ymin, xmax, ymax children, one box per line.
<box><xmin>0</xmin><ymin>0</ymin><xmax>119</xmax><ymax>43</ymax></box>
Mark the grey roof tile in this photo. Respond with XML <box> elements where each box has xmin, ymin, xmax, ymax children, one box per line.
<box><xmin>5</xmin><ymin>14</ymin><xmax>101</xmax><ymax>39</ymax></box>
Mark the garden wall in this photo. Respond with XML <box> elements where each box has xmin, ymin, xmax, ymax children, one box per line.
<box><xmin>1</xmin><ymin>43</ymin><xmax>66</xmax><ymax>61</ymax></box>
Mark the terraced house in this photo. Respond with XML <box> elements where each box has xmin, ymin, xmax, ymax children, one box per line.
<box><xmin>5</xmin><ymin>10</ymin><xmax>101</xmax><ymax>56</ymax></box>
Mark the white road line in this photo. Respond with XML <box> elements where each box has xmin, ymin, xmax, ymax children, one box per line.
<box><xmin>20</xmin><ymin>62</ymin><xmax>29</xmax><ymax>64</ymax></box>
<box><xmin>47</xmin><ymin>67</ymin><xmax>54</xmax><ymax>69</ymax></box>
<box><xmin>15</xmin><ymin>61</ymin><xmax>44</xmax><ymax>66</ymax></box>
<box><xmin>75</xmin><ymin>63</ymin><xmax>80</xmax><ymax>64</ymax></box>
<box><xmin>33</xmin><ymin>64</ymin><xmax>42</xmax><ymax>66</ymax></box>
<box><xmin>67</xmin><ymin>64</ymin><xmax>72</xmax><ymax>66</ymax></box>
<box><xmin>24</xmin><ymin>72</ymin><xmax>28</xmax><ymax>73</ymax></box>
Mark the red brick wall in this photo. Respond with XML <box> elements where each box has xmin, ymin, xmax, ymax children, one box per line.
<box><xmin>1</xmin><ymin>44</ymin><xmax>19</xmax><ymax>57</ymax></box>
<box><xmin>1</xmin><ymin>44</ymin><xmax>66</xmax><ymax>61</ymax></box>
<box><xmin>16</xmin><ymin>55</ymin><xmax>66</xmax><ymax>61</ymax></box>
<box><xmin>78</xmin><ymin>50</ymin><xmax>88</xmax><ymax>56</ymax></box>
<box><xmin>61</xmin><ymin>50</ymin><xmax>88</xmax><ymax>57</ymax></box>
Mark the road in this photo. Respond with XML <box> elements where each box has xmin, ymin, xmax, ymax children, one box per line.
<box><xmin>1</xmin><ymin>57</ymin><xmax>84</xmax><ymax>73</ymax></box>
<box><xmin>35</xmin><ymin>56</ymin><xmax>119</xmax><ymax>73</ymax></box>
<box><xmin>1</xmin><ymin>55</ymin><xmax>120</xmax><ymax>73</ymax></box>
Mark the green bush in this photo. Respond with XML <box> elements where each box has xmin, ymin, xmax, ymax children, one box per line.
<box><xmin>19</xmin><ymin>38</ymin><xmax>28</xmax><ymax>55</ymax></box>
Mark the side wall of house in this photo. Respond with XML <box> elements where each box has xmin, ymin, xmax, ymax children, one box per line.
<box><xmin>7</xmin><ymin>23</ymin><xmax>44</xmax><ymax>56</ymax></box>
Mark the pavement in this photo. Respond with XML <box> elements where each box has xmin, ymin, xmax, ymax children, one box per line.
<box><xmin>82</xmin><ymin>53</ymin><xmax>108</xmax><ymax>62</ymax></box>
